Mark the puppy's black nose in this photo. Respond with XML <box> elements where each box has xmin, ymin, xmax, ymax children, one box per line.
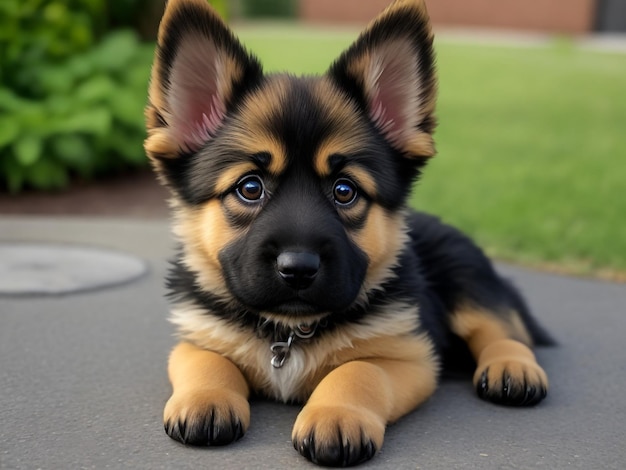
<box><xmin>276</xmin><ymin>252</ymin><xmax>320</xmax><ymax>290</ymax></box>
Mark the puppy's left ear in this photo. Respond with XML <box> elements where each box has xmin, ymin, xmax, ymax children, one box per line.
<box><xmin>328</xmin><ymin>0</ymin><xmax>437</xmax><ymax>158</ymax></box>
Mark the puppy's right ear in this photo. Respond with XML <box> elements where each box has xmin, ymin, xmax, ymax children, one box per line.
<box><xmin>145</xmin><ymin>0</ymin><xmax>262</xmax><ymax>162</ymax></box>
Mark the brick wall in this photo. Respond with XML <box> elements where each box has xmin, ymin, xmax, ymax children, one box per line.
<box><xmin>299</xmin><ymin>0</ymin><xmax>598</xmax><ymax>34</ymax></box>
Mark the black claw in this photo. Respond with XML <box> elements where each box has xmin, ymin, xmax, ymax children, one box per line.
<box><xmin>337</xmin><ymin>426</ymin><xmax>350</xmax><ymax>467</ymax></box>
<box><xmin>208</xmin><ymin>410</ymin><xmax>215</xmax><ymax>443</ymax></box>
<box><xmin>523</xmin><ymin>383</ymin><xmax>536</xmax><ymax>405</ymax></box>
<box><xmin>306</xmin><ymin>433</ymin><xmax>316</xmax><ymax>463</ymax></box>
<box><xmin>501</xmin><ymin>370</ymin><xmax>511</xmax><ymax>400</ymax></box>
<box><xmin>234</xmin><ymin>419</ymin><xmax>244</xmax><ymax>441</ymax></box>
<box><xmin>523</xmin><ymin>384</ymin><xmax>547</xmax><ymax>406</ymax></box>
<box><xmin>165</xmin><ymin>419</ymin><xmax>184</xmax><ymax>444</ymax></box>
<box><xmin>342</xmin><ymin>441</ymin><xmax>350</xmax><ymax>467</ymax></box>
<box><xmin>476</xmin><ymin>368</ymin><xmax>489</xmax><ymax>399</ymax></box>
<box><xmin>178</xmin><ymin>419</ymin><xmax>187</xmax><ymax>444</ymax></box>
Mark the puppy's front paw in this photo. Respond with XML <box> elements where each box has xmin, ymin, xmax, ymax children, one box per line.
<box><xmin>164</xmin><ymin>388</ymin><xmax>249</xmax><ymax>446</ymax></box>
<box><xmin>292</xmin><ymin>405</ymin><xmax>384</xmax><ymax>467</ymax></box>
<box><xmin>474</xmin><ymin>359</ymin><xmax>548</xmax><ymax>406</ymax></box>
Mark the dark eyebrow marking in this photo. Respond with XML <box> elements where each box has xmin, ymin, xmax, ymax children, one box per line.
<box><xmin>251</xmin><ymin>151</ymin><xmax>272</xmax><ymax>169</ymax></box>
<box><xmin>328</xmin><ymin>153</ymin><xmax>347</xmax><ymax>174</ymax></box>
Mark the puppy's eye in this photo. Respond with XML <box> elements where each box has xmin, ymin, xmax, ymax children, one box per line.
<box><xmin>333</xmin><ymin>179</ymin><xmax>358</xmax><ymax>206</ymax></box>
<box><xmin>236</xmin><ymin>175</ymin><xmax>265</xmax><ymax>202</ymax></box>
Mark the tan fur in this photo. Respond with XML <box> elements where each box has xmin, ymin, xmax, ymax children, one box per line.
<box><xmin>310</xmin><ymin>82</ymin><xmax>378</xmax><ymax>197</ymax></box>
<box><xmin>213</xmin><ymin>164</ymin><xmax>259</xmax><ymax>194</ymax></box>
<box><xmin>217</xmin><ymin>129</ymin><xmax>287</xmax><ymax>177</ymax></box>
<box><xmin>450</xmin><ymin>307</ymin><xmax>532</xmax><ymax>356</ymax></box>
<box><xmin>292</xmin><ymin>353</ymin><xmax>437</xmax><ymax>454</ymax></box>
<box><xmin>312</xmin><ymin>78</ymin><xmax>371</xmax><ymax>176</ymax></box>
<box><xmin>164</xmin><ymin>341</ymin><xmax>251</xmax><ymax>437</ymax></box>
<box><xmin>290</xmin><ymin>302</ymin><xmax>438</xmax><ymax>454</ymax></box>
<box><xmin>450</xmin><ymin>308</ymin><xmax>547</xmax><ymax>391</ymax></box>
<box><xmin>172</xmin><ymin>201</ymin><xmax>238</xmax><ymax>300</ymax></box>
<box><xmin>216</xmin><ymin>77</ymin><xmax>291</xmax><ymax>174</ymax></box>
<box><xmin>329</xmin><ymin>335</ymin><xmax>438</xmax><ymax>422</ymax></box>
<box><xmin>341</xmin><ymin>166</ymin><xmax>378</xmax><ymax>199</ymax></box>
<box><xmin>170</xmin><ymin>299</ymin><xmax>436</xmax><ymax>403</ymax></box>
<box><xmin>353</xmin><ymin>208</ymin><xmax>410</xmax><ymax>304</ymax></box>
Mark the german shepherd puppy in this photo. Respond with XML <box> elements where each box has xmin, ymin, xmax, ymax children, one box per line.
<box><xmin>145</xmin><ymin>0</ymin><xmax>551</xmax><ymax>466</ymax></box>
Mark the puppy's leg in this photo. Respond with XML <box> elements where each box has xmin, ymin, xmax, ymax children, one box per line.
<box><xmin>164</xmin><ymin>341</ymin><xmax>250</xmax><ymax>446</ymax></box>
<box><xmin>292</xmin><ymin>353</ymin><xmax>437</xmax><ymax>466</ymax></box>
<box><xmin>451</xmin><ymin>308</ymin><xmax>548</xmax><ymax>406</ymax></box>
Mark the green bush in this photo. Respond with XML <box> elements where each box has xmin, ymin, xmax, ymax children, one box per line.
<box><xmin>240</xmin><ymin>0</ymin><xmax>296</xmax><ymax>18</ymax></box>
<box><xmin>0</xmin><ymin>31</ymin><xmax>153</xmax><ymax>193</ymax></box>
<box><xmin>0</xmin><ymin>0</ymin><xmax>153</xmax><ymax>193</ymax></box>
<box><xmin>0</xmin><ymin>0</ymin><xmax>106</xmax><ymax>94</ymax></box>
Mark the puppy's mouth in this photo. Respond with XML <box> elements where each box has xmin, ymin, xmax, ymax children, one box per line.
<box><xmin>268</xmin><ymin>298</ymin><xmax>322</xmax><ymax>316</ymax></box>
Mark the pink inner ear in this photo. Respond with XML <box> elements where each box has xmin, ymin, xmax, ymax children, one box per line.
<box><xmin>168</xmin><ymin>36</ymin><xmax>228</xmax><ymax>152</ymax></box>
<box><xmin>179</xmin><ymin>94</ymin><xmax>226</xmax><ymax>152</ymax></box>
<box><xmin>370</xmin><ymin>81</ymin><xmax>407</xmax><ymax>139</ymax></box>
<box><xmin>366</xmin><ymin>43</ymin><xmax>421</xmax><ymax>148</ymax></box>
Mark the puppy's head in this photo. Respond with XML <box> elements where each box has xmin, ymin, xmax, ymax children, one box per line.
<box><xmin>145</xmin><ymin>0</ymin><xmax>437</xmax><ymax>323</ymax></box>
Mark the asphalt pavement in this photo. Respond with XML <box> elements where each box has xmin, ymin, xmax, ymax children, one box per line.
<box><xmin>1</xmin><ymin>216</ymin><xmax>624</xmax><ymax>469</ymax></box>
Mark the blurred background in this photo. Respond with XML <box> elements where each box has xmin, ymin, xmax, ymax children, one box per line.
<box><xmin>1</xmin><ymin>0</ymin><xmax>625</xmax><ymax>279</ymax></box>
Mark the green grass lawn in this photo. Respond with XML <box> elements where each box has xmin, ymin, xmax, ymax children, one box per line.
<box><xmin>237</xmin><ymin>24</ymin><xmax>626</xmax><ymax>279</ymax></box>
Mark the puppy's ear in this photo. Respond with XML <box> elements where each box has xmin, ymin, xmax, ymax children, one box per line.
<box><xmin>328</xmin><ymin>0</ymin><xmax>437</xmax><ymax>158</ymax></box>
<box><xmin>145</xmin><ymin>0</ymin><xmax>262</xmax><ymax>161</ymax></box>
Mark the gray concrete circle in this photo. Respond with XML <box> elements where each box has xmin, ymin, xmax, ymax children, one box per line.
<box><xmin>0</xmin><ymin>242</ymin><xmax>148</xmax><ymax>295</ymax></box>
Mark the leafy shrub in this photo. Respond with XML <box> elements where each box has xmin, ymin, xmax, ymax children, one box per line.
<box><xmin>0</xmin><ymin>31</ymin><xmax>153</xmax><ymax>192</ymax></box>
<box><xmin>0</xmin><ymin>0</ymin><xmax>153</xmax><ymax>193</ymax></box>
<box><xmin>1</xmin><ymin>0</ymin><xmax>106</xmax><ymax>94</ymax></box>
<box><xmin>240</xmin><ymin>0</ymin><xmax>296</xmax><ymax>18</ymax></box>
